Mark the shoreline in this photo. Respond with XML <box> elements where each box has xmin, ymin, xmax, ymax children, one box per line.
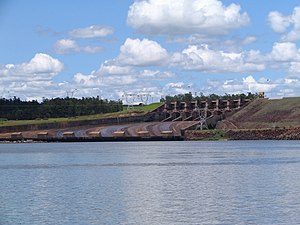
<box><xmin>2</xmin><ymin>128</ymin><xmax>300</xmax><ymax>143</ymax></box>
<box><xmin>184</xmin><ymin>127</ymin><xmax>300</xmax><ymax>141</ymax></box>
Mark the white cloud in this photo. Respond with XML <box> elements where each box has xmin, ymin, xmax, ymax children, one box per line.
<box><xmin>268</xmin><ymin>11</ymin><xmax>290</xmax><ymax>33</ymax></box>
<box><xmin>44</xmin><ymin>36</ymin><xmax>300</xmax><ymax>100</ymax></box>
<box><xmin>283</xmin><ymin>7</ymin><xmax>300</xmax><ymax>42</ymax></box>
<box><xmin>0</xmin><ymin>53</ymin><xmax>63</xmax><ymax>79</ymax></box>
<box><xmin>69</xmin><ymin>25</ymin><xmax>114</xmax><ymax>38</ymax></box>
<box><xmin>53</xmin><ymin>25</ymin><xmax>112</xmax><ymax>54</ymax></box>
<box><xmin>271</xmin><ymin>78</ymin><xmax>300</xmax><ymax>98</ymax></box>
<box><xmin>172</xmin><ymin>44</ymin><xmax>265</xmax><ymax>73</ymax></box>
<box><xmin>73</xmin><ymin>68</ymin><xmax>138</xmax><ymax>87</ymax></box>
<box><xmin>127</xmin><ymin>0</ymin><xmax>249</xmax><ymax>36</ymax></box>
<box><xmin>54</xmin><ymin>39</ymin><xmax>78</xmax><ymax>54</ymax></box>
<box><xmin>117</xmin><ymin>38</ymin><xmax>169</xmax><ymax>66</ymax></box>
<box><xmin>266</xmin><ymin>42</ymin><xmax>300</xmax><ymax>77</ymax></box>
<box><xmin>269</xmin><ymin>42</ymin><xmax>300</xmax><ymax>62</ymax></box>
<box><xmin>205</xmin><ymin>75</ymin><xmax>300</xmax><ymax>98</ymax></box>
<box><xmin>25</xmin><ymin>54</ymin><xmax>63</xmax><ymax>75</ymax></box>
<box><xmin>162</xmin><ymin>82</ymin><xmax>194</xmax><ymax>96</ymax></box>
<box><xmin>168</xmin><ymin>35</ymin><xmax>257</xmax><ymax>51</ymax></box>
<box><xmin>74</xmin><ymin>73</ymin><xmax>99</xmax><ymax>87</ymax></box>
<box><xmin>72</xmin><ymin>71</ymin><xmax>300</xmax><ymax>100</ymax></box>
<box><xmin>205</xmin><ymin>75</ymin><xmax>277</xmax><ymax>95</ymax></box>
<box><xmin>140</xmin><ymin>70</ymin><xmax>175</xmax><ymax>79</ymax></box>
<box><xmin>71</xmin><ymin>37</ymin><xmax>175</xmax><ymax>92</ymax></box>
<box><xmin>245</xmin><ymin>50</ymin><xmax>265</xmax><ymax>63</ymax></box>
<box><xmin>242</xmin><ymin>36</ymin><xmax>257</xmax><ymax>45</ymax></box>
<box><xmin>73</xmin><ymin>58</ymin><xmax>176</xmax><ymax>91</ymax></box>
<box><xmin>0</xmin><ymin>81</ymin><xmax>66</xmax><ymax>101</ymax></box>
<box><xmin>288</xmin><ymin>62</ymin><xmax>300</xmax><ymax>77</ymax></box>
<box><xmin>54</xmin><ymin>39</ymin><xmax>103</xmax><ymax>54</ymax></box>
<box><xmin>98</xmin><ymin>63</ymin><xmax>133</xmax><ymax>76</ymax></box>
<box><xmin>74</xmin><ymin>66</ymin><xmax>175</xmax><ymax>88</ymax></box>
<box><xmin>242</xmin><ymin>76</ymin><xmax>276</xmax><ymax>93</ymax></box>
<box><xmin>268</xmin><ymin>6</ymin><xmax>300</xmax><ymax>42</ymax></box>
<box><xmin>74</xmin><ymin>72</ymin><xmax>137</xmax><ymax>87</ymax></box>
<box><xmin>80</xmin><ymin>46</ymin><xmax>103</xmax><ymax>54</ymax></box>
<box><xmin>0</xmin><ymin>54</ymin><xmax>65</xmax><ymax>100</ymax></box>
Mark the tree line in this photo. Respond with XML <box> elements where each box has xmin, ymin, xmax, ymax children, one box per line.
<box><xmin>161</xmin><ymin>92</ymin><xmax>259</xmax><ymax>103</ymax></box>
<box><xmin>0</xmin><ymin>97</ymin><xmax>123</xmax><ymax>120</ymax></box>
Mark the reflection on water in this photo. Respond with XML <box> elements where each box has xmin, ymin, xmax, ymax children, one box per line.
<box><xmin>0</xmin><ymin>141</ymin><xmax>300</xmax><ymax>224</ymax></box>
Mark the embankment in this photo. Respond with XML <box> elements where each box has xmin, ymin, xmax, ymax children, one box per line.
<box><xmin>0</xmin><ymin>115</ymin><xmax>148</xmax><ymax>133</ymax></box>
<box><xmin>217</xmin><ymin>97</ymin><xmax>300</xmax><ymax>129</ymax></box>
<box><xmin>185</xmin><ymin>127</ymin><xmax>300</xmax><ymax>140</ymax></box>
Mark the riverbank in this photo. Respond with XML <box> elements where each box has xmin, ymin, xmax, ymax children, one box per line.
<box><xmin>0</xmin><ymin>135</ymin><xmax>184</xmax><ymax>143</ymax></box>
<box><xmin>185</xmin><ymin>127</ymin><xmax>300</xmax><ymax>140</ymax></box>
<box><xmin>2</xmin><ymin>127</ymin><xmax>300</xmax><ymax>142</ymax></box>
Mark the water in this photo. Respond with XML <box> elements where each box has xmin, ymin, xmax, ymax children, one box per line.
<box><xmin>0</xmin><ymin>141</ymin><xmax>300</xmax><ymax>225</ymax></box>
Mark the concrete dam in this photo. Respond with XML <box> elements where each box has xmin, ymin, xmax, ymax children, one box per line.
<box><xmin>0</xmin><ymin>98</ymin><xmax>251</xmax><ymax>142</ymax></box>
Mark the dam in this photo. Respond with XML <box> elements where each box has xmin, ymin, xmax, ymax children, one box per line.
<box><xmin>0</xmin><ymin>98</ymin><xmax>251</xmax><ymax>142</ymax></box>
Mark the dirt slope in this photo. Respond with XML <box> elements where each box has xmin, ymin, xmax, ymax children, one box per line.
<box><xmin>217</xmin><ymin>97</ymin><xmax>300</xmax><ymax>129</ymax></box>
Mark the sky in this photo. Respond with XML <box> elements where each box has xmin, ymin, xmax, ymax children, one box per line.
<box><xmin>1</xmin><ymin>0</ymin><xmax>300</xmax><ymax>102</ymax></box>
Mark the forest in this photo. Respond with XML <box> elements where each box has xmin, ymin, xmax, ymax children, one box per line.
<box><xmin>0</xmin><ymin>97</ymin><xmax>123</xmax><ymax>120</ymax></box>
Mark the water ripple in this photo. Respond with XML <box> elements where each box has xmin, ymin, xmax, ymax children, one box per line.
<box><xmin>1</xmin><ymin>141</ymin><xmax>300</xmax><ymax>225</ymax></box>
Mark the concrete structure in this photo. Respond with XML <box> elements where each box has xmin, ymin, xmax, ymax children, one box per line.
<box><xmin>112</xmin><ymin>131</ymin><xmax>125</xmax><ymax>137</ymax></box>
<box><xmin>137</xmin><ymin>131</ymin><xmax>150</xmax><ymax>138</ymax></box>
<box><xmin>0</xmin><ymin>98</ymin><xmax>254</xmax><ymax>142</ymax></box>
<box><xmin>37</xmin><ymin>132</ymin><xmax>49</xmax><ymax>139</ymax></box>
<box><xmin>11</xmin><ymin>132</ymin><xmax>23</xmax><ymax>139</ymax></box>
<box><xmin>88</xmin><ymin>131</ymin><xmax>101</xmax><ymax>138</ymax></box>
<box><xmin>161</xmin><ymin>130</ymin><xmax>173</xmax><ymax>137</ymax></box>
<box><xmin>160</xmin><ymin>98</ymin><xmax>250</xmax><ymax>122</ymax></box>
<box><xmin>63</xmin><ymin>132</ymin><xmax>75</xmax><ymax>138</ymax></box>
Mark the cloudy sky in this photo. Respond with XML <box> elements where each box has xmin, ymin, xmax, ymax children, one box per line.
<box><xmin>1</xmin><ymin>0</ymin><xmax>300</xmax><ymax>101</ymax></box>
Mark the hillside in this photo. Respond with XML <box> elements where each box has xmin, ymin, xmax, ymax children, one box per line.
<box><xmin>0</xmin><ymin>103</ymin><xmax>163</xmax><ymax>127</ymax></box>
<box><xmin>217</xmin><ymin>97</ymin><xmax>300</xmax><ymax>129</ymax></box>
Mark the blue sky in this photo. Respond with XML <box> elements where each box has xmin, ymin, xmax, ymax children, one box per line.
<box><xmin>1</xmin><ymin>0</ymin><xmax>300</xmax><ymax>101</ymax></box>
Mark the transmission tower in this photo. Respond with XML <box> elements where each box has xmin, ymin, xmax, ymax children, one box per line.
<box><xmin>123</xmin><ymin>93</ymin><xmax>136</xmax><ymax>110</ymax></box>
<box><xmin>66</xmin><ymin>89</ymin><xmax>78</xmax><ymax>98</ymax></box>
<box><xmin>195</xmin><ymin>105</ymin><xmax>208</xmax><ymax>130</ymax></box>
<box><xmin>139</xmin><ymin>93</ymin><xmax>151</xmax><ymax>105</ymax></box>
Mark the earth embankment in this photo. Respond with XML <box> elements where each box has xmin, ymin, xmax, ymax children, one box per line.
<box><xmin>217</xmin><ymin>97</ymin><xmax>300</xmax><ymax>129</ymax></box>
<box><xmin>185</xmin><ymin>127</ymin><xmax>300</xmax><ymax>140</ymax></box>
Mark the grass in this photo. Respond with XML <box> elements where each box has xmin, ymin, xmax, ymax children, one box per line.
<box><xmin>226</xmin><ymin>97</ymin><xmax>300</xmax><ymax>129</ymax></box>
<box><xmin>186</xmin><ymin>129</ymin><xmax>228</xmax><ymax>141</ymax></box>
<box><xmin>122</xmin><ymin>102</ymin><xmax>163</xmax><ymax>112</ymax></box>
<box><xmin>0</xmin><ymin>102</ymin><xmax>163</xmax><ymax>127</ymax></box>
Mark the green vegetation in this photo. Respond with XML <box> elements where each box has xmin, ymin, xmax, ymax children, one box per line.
<box><xmin>0</xmin><ymin>102</ymin><xmax>163</xmax><ymax>127</ymax></box>
<box><xmin>123</xmin><ymin>102</ymin><xmax>163</xmax><ymax>112</ymax></box>
<box><xmin>185</xmin><ymin>130</ymin><xmax>228</xmax><ymax>141</ymax></box>
<box><xmin>208</xmin><ymin>130</ymin><xmax>226</xmax><ymax>140</ymax></box>
<box><xmin>0</xmin><ymin>97</ymin><xmax>123</xmax><ymax>120</ymax></box>
<box><xmin>224</xmin><ymin>97</ymin><xmax>300</xmax><ymax>129</ymax></box>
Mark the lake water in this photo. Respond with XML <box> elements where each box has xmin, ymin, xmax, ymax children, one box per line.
<box><xmin>0</xmin><ymin>141</ymin><xmax>300</xmax><ymax>225</ymax></box>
